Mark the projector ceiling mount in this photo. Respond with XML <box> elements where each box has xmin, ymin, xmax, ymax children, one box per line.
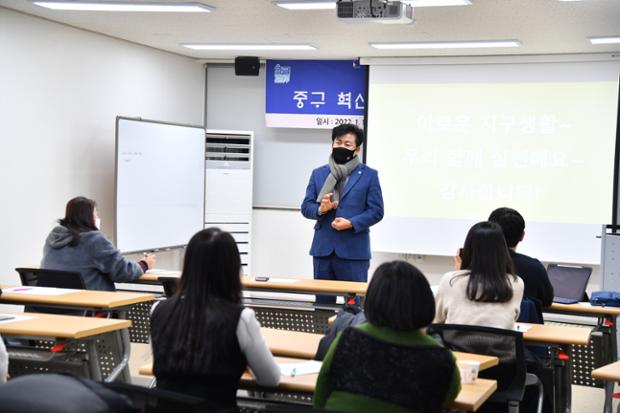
<box><xmin>336</xmin><ymin>0</ymin><xmax>414</xmax><ymax>25</ymax></box>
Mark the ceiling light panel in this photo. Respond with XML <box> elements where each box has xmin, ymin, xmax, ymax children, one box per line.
<box><xmin>589</xmin><ymin>36</ymin><xmax>620</xmax><ymax>45</ymax></box>
<box><xmin>273</xmin><ymin>1</ymin><xmax>336</xmax><ymax>10</ymax></box>
<box><xmin>370</xmin><ymin>40</ymin><xmax>521</xmax><ymax>49</ymax></box>
<box><xmin>182</xmin><ymin>44</ymin><xmax>317</xmax><ymax>51</ymax></box>
<box><xmin>33</xmin><ymin>1</ymin><xmax>214</xmax><ymax>12</ymax></box>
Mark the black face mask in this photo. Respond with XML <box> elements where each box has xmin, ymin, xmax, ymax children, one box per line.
<box><xmin>332</xmin><ymin>147</ymin><xmax>356</xmax><ymax>164</ymax></box>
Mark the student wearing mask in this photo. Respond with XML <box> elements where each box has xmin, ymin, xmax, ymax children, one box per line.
<box><xmin>434</xmin><ymin>221</ymin><xmax>524</xmax><ymax>330</ymax></box>
<box><xmin>314</xmin><ymin>261</ymin><xmax>460</xmax><ymax>413</ymax></box>
<box><xmin>41</xmin><ymin>196</ymin><xmax>154</xmax><ymax>291</ymax></box>
<box><xmin>150</xmin><ymin>228</ymin><xmax>279</xmax><ymax>410</ymax></box>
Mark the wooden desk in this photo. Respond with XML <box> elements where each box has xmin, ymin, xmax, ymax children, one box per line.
<box><xmin>0</xmin><ymin>312</ymin><xmax>132</xmax><ymax>382</ymax></box>
<box><xmin>138</xmin><ymin>273</ymin><xmax>368</xmax><ymax>297</ymax></box>
<box><xmin>324</xmin><ymin>320</ymin><xmax>592</xmax><ymax>347</ymax></box>
<box><xmin>548</xmin><ymin>303</ymin><xmax>620</xmax><ymax>317</ymax></box>
<box><xmin>138</xmin><ymin>357</ymin><xmax>319</xmax><ymax>394</ymax></box>
<box><xmin>546</xmin><ymin>302</ymin><xmax>620</xmax><ymax>390</ymax></box>
<box><xmin>452</xmin><ymin>379</ymin><xmax>498</xmax><ymax>412</ymax></box>
<box><xmin>592</xmin><ymin>361</ymin><xmax>620</xmax><ymax>413</ymax></box>
<box><xmin>0</xmin><ymin>285</ymin><xmax>155</xmax><ymax>311</ymax></box>
<box><xmin>262</xmin><ymin>327</ymin><xmax>320</xmax><ymax>359</ymax></box>
<box><xmin>518</xmin><ymin>322</ymin><xmax>591</xmax><ymax>346</ymax></box>
<box><xmin>261</xmin><ymin>328</ymin><xmax>499</xmax><ymax>370</ymax></box>
<box><xmin>137</xmin><ymin>271</ymin><xmax>180</xmax><ymax>283</ymax></box>
<box><xmin>592</xmin><ymin>360</ymin><xmax>620</xmax><ymax>382</ymax></box>
<box><xmin>0</xmin><ymin>312</ymin><xmax>130</xmax><ymax>338</ymax></box>
<box><xmin>139</xmin><ymin>357</ymin><xmax>497</xmax><ymax>412</ymax></box>
<box><xmin>0</xmin><ymin>285</ymin><xmax>155</xmax><ymax>344</ymax></box>
<box><xmin>240</xmin><ymin>275</ymin><xmax>368</xmax><ymax>297</ymax></box>
<box><xmin>520</xmin><ymin>323</ymin><xmax>592</xmax><ymax>413</ymax></box>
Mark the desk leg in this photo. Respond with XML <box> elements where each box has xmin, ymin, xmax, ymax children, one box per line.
<box><xmin>103</xmin><ymin>309</ymin><xmax>132</xmax><ymax>383</ymax></box>
<box><xmin>602</xmin><ymin>380</ymin><xmax>614</xmax><ymax>413</ymax></box>
<box><xmin>608</xmin><ymin>315</ymin><xmax>618</xmax><ymax>361</ymax></box>
<box><xmin>87</xmin><ymin>339</ymin><xmax>103</xmax><ymax>381</ymax></box>
<box><xmin>104</xmin><ymin>328</ymin><xmax>132</xmax><ymax>383</ymax></box>
<box><xmin>551</xmin><ymin>345</ymin><xmax>572</xmax><ymax>413</ymax></box>
<box><xmin>561</xmin><ymin>344</ymin><xmax>572</xmax><ymax>413</ymax></box>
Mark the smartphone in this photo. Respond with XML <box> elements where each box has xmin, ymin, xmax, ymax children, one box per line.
<box><xmin>254</xmin><ymin>276</ymin><xmax>270</xmax><ymax>282</ymax></box>
<box><xmin>458</xmin><ymin>248</ymin><xmax>464</xmax><ymax>259</ymax></box>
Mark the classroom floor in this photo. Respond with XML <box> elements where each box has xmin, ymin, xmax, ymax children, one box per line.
<box><xmin>127</xmin><ymin>342</ymin><xmax>618</xmax><ymax>411</ymax></box>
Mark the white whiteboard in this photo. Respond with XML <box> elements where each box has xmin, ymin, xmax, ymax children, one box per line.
<box><xmin>115</xmin><ymin>117</ymin><xmax>205</xmax><ymax>252</ymax></box>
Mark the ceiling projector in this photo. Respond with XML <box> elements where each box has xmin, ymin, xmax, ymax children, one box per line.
<box><xmin>337</xmin><ymin>0</ymin><xmax>414</xmax><ymax>25</ymax></box>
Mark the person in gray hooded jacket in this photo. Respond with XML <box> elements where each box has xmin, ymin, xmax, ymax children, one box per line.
<box><xmin>41</xmin><ymin>196</ymin><xmax>155</xmax><ymax>291</ymax></box>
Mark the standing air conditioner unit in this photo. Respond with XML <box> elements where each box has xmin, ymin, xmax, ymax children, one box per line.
<box><xmin>205</xmin><ymin>129</ymin><xmax>254</xmax><ymax>274</ymax></box>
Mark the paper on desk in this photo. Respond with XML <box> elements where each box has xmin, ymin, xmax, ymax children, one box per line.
<box><xmin>578</xmin><ymin>302</ymin><xmax>593</xmax><ymax>307</ymax></box>
<box><xmin>278</xmin><ymin>360</ymin><xmax>322</xmax><ymax>377</ymax></box>
<box><xmin>3</xmin><ymin>286</ymin><xmax>75</xmax><ymax>296</ymax></box>
<box><xmin>0</xmin><ymin>313</ymin><xmax>34</xmax><ymax>324</ymax></box>
<box><xmin>514</xmin><ymin>323</ymin><xmax>531</xmax><ymax>333</ymax></box>
<box><xmin>267</xmin><ymin>278</ymin><xmax>299</xmax><ymax>284</ymax></box>
<box><xmin>146</xmin><ymin>269</ymin><xmax>181</xmax><ymax>277</ymax></box>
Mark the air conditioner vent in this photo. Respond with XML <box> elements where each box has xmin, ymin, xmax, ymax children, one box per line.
<box><xmin>206</xmin><ymin>133</ymin><xmax>251</xmax><ymax>163</ymax></box>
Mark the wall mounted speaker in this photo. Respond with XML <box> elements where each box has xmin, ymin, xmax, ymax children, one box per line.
<box><xmin>234</xmin><ymin>56</ymin><xmax>260</xmax><ymax>76</ymax></box>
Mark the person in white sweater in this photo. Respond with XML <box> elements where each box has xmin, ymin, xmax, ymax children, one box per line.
<box><xmin>0</xmin><ymin>334</ymin><xmax>7</xmax><ymax>384</ymax></box>
<box><xmin>434</xmin><ymin>221</ymin><xmax>524</xmax><ymax>330</ymax></box>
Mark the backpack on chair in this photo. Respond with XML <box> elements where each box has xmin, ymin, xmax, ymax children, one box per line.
<box><xmin>314</xmin><ymin>302</ymin><xmax>366</xmax><ymax>360</ymax></box>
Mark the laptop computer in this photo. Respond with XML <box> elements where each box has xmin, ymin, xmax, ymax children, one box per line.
<box><xmin>547</xmin><ymin>264</ymin><xmax>592</xmax><ymax>304</ymax></box>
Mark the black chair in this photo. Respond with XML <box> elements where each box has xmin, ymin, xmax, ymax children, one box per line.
<box><xmin>320</xmin><ymin>327</ymin><xmax>456</xmax><ymax>413</ymax></box>
<box><xmin>159</xmin><ymin>276</ymin><xmax>179</xmax><ymax>298</ymax></box>
<box><xmin>106</xmin><ymin>384</ymin><xmax>337</xmax><ymax>413</ymax></box>
<box><xmin>15</xmin><ymin>267</ymin><xmax>86</xmax><ymax>315</ymax></box>
<box><xmin>104</xmin><ymin>382</ymin><xmax>213</xmax><ymax>413</ymax></box>
<box><xmin>428</xmin><ymin>323</ymin><xmax>544</xmax><ymax>413</ymax></box>
<box><xmin>0</xmin><ymin>373</ymin><xmax>137</xmax><ymax>413</ymax></box>
<box><xmin>237</xmin><ymin>396</ymin><xmax>347</xmax><ymax>413</ymax></box>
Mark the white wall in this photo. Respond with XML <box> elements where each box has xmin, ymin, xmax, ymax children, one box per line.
<box><xmin>250</xmin><ymin>208</ymin><xmax>462</xmax><ymax>282</ymax></box>
<box><xmin>251</xmin><ymin>208</ymin><xmax>601</xmax><ymax>291</ymax></box>
<box><xmin>0</xmin><ymin>8</ymin><xmax>205</xmax><ymax>285</ymax></box>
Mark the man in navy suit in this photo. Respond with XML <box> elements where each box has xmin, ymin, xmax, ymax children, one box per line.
<box><xmin>301</xmin><ymin>124</ymin><xmax>384</xmax><ymax>303</ymax></box>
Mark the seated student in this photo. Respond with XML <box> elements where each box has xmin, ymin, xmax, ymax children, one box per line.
<box><xmin>314</xmin><ymin>260</ymin><xmax>461</xmax><ymax>413</ymax></box>
<box><xmin>150</xmin><ymin>228</ymin><xmax>280</xmax><ymax>410</ymax></box>
<box><xmin>41</xmin><ymin>196</ymin><xmax>154</xmax><ymax>291</ymax></box>
<box><xmin>488</xmin><ymin>207</ymin><xmax>554</xmax><ymax>308</ymax></box>
<box><xmin>0</xmin><ymin>334</ymin><xmax>7</xmax><ymax>384</ymax></box>
<box><xmin>434</xmin><ymin>221</ymin><xmax>524</xmax><ymax>330</ymax></box>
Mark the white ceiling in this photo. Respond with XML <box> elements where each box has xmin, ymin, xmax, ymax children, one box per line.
<box><xmin>2</xmin><ymin>0</ymin><xmax>620</xmax><ymax>60</ymax></box>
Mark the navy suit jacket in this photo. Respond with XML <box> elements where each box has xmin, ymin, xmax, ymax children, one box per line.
<box><xmin>301</xmin><ymin>163</ymin><xmax>384</xmax><ymax>260</ymax></box>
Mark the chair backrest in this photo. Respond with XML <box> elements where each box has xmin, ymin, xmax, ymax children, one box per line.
<box><xmin>326</xmin><ymin>327</ymin><xmax>455</xmax><ymax>413</ymax></box>
<box><xmin>427</xmin><ymin>323</ymin><xmax>526</xmax><ymax>401</ymax></box>
<box><xmin>104</xmin><ymin>382</ymin><xmax>210</xmax><ymax>413</ymax></box>
<box><xmin>15</xmin><ymin>267</ymin><xmax>86</xmax><ymax>290</ymax></box>
<box><xmin>15</xmin><ymin>268</ymin><xmax>86</xmax><ymax>314</ymax></box>
<box><xmin>159</xmin><ymin>277</ymin><xmax>179</xmax><ymax>298</ymax></box>
<box><xmin>0</xmin><ymin>373</ymin><xmax>137</xmax><ymax>413</ymax></box>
